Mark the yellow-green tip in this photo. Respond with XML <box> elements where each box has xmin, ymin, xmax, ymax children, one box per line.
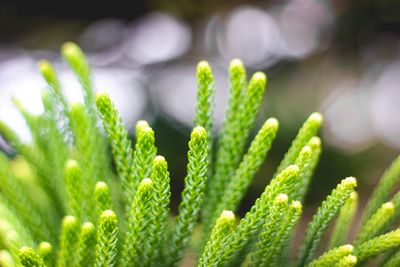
<box><xmin>382</xmin><ymin>201</ymin><xmax>395</xmax><ymax>211</ymax></box>
<box><xmin>153</xmin><ymin>155</ymin><xmax>167</xmax><ymax>167</ymax></box>
<box><xmin>291</xmin><ymin>200</ymin><xmax>302</xmax><ymax>210</ymax></box>
<box><xmin>343</xmin><ymin>177</ymin><xmax>357</xmax><ymax>188</ymax></box>
<box><xmin>309</xmin><ymin>112</ymin><xmax>323</xmax><ymax>124</ymax></box>
<box><xmin>95</xmin><ymin>92</ymin><xmax>111</xmax><ymax>105</ymax></box>
<box><xmin>66</xmin><ymin>159</ymin><xmax>79</xmax><ymax>170</ymax></box>
<box><xmin>197</xmin><ymin>61</ymin><xmax>211</xmax><ymax>71</ymax></box>
<box><xmin>62</xmin><ymin>215</ymin><xmax>78</xmax><ymax>227</ymax></box>
<box><xmin>219</xmin><ymin>210</ymin><xmax>235</xmax><ymax>225</ymax></box>
<box><xmin>139</xmin><ymin>178</ymin><xmax>153</xmax><ymax>188</ymax></box>
<box><xmin>95</xmin><ymin>181</ymin><xmax>109</xmax><ymax>192</ymax></box>
<box><xmin>100</xmin><ymin>209</ymin><xmax>117</xmax><ymax>221</ymax></box>
<box><xmin>38</xmin><ymin>242</ymin><xmax>53</xmax><ymax>253</ymax></box>
<box><xmin>276</xmin><ymin>193</ymin><xmax>289</xmax><ymax>204</ymax></box>
<box><xmin>309</xmin><ymin>136</ymin><xmax>321</xmax><ymax>147</ymax></box>
<box><xmin>342</xmin><ymin>244</ymin><xmax>354</xmax><ymax>253</ymax></box>
<box><xmin>265</xmin><ymin>117</ymin><xmax>279</xmax><ymax>129</ymax></box>
<box><xmin>191</xmin><ymin>126</ymin><xmax>207</xmax><ymax>139</ymax></box>
<box><xmin>81</xmin><ymin>222</ymin><xmax>95</xmax><ymax>233</ymax></box>
<box><xmin>349</xmin><ymin>191</ymin><xmax>358</xmax><ymax>201</ymax></box>
<box><xmin>136</xmin><ymin>120</ymin><xmax>150</xmax><ymax>130</ymax></box>
<box><xmin>61</xmin><ymin>42</ymin><xmax>82</xmax><ymax>58</ymax></box>
<box><xmin>230</xmin><ymin>58</ymin><xmax>244</xmax><ymax>68</ymax></box>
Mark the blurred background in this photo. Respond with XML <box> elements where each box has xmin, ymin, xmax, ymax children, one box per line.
<box><xmin>0</xmin><ymin>0</ymin><xmax>399</xmax><ymax>215</ymax></box>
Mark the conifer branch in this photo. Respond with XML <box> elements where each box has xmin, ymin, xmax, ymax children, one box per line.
<box><xmin>307</xmin><ymin>244</ymin><xmax>353</xmax><ymax>267</ymax></box>
<box><xmin>221</xmin><ymin>165</ymin><xmax>299</xmax><ymax>265</ymax></box>
<box><xmin>57</xmin><ymin>216</ymin><xmax>79</xmax><ymax>267</ymax></box>
<box><xmin>94</xmin><ymin>181</ymin><xmax>113</xmax><ymax>217</ymax></box>
<box><xmin>95</xmin><ymin>92</ymin><xmax>134</xmax><ymax>202</ymax></box>
<box><xmin>95</xmin><ymin>210</ymin><xmax>119</xmax><ymax>267</ymax></box>
<box><xmin>38</xmin><ymin>242</ymin><xmax>53</xmax><ymax>267</ymax></box>
<box><xmin>195</xmin><ymin>61</ymin><xmax>215</xmax><ymax>173</ymax></box>
<box><xmin>212</xmin><ymin>118</ymin><xmax>278</xmax><ymax>221</ymax></box>
<box><xmin>121</xmin><ymin>178</ymin><xmax>157</xmax><ymax>266</ymax></box>
<box><xmin>355</xmin><ymin>201</ymin><xmax>394</xmax><ymax>246</ymax></box>
<box><xmin>251</xmin><ymin>194</ymin><xmax>302</xmax><ymax>267</ymax></box>
<box><xmin>354</xmin><ymin>228</ymin><xmax>400</xmax><ymax>263</ymax></box>
<box><xmin>199</xmin><ymin>210</ymin><xmax>236</xmax><ymax>267</ymax></box>
<box><xmin>275</xmin><ymin>113</ymin><xmax>323</xmax><ymax>177</ymax></box>
<box><xmin>130</xmin><ymin>121</ymin><xmax>157</xmax><ymax>204</ymax></box>
<box><xmin>298</xmin><ymin>177</ymin><xmax>357</xmax><ymax>267</ymax></box>
<box><xmin>333</xmin><ymin>255</ymin><xmax>357</xmax><ymax>267</ymax></box>
<box><xmin>19</xmin><ymin>247</ymin><xmax>45</xmax><ymax>267</ymax></box>
<box><xmin>361</xmin><ymin>156</ymin><xmax>400</xmax><ymax>224</ymax></box>
<box><xmin>383</xmin><ymin>249</ymin><xmax>400</xmax><ymax>267</ymax></box>
<box><xmin>328</xmin><ymin>192</ymin><xmax>358</xmax><ymax>249</ymax></box>
<box><xmin>75</xmin><ymin>222</ymin><xmax>96</xmax><ymax>267</ymax></box>
<box><xmin>64</xmin><ymin>160</ymin><xmax>82</xmax><ymax>220</ymax></box>
<box><xmin>168</xmin><ymin>126</ymin><xmax>208</xmax><ymax>266</ymax></box>
<box><xmin>150</xmin><ymin>156</ymin><xmax>171</xmax><ymax>263</ymax></box>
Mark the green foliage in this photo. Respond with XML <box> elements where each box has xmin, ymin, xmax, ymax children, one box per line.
<box><xmin>333</xmin><ymin>255</ymin><xmax>357</xmax><ymax>267</ymax></box>
<box><xmin>95</xmin><ymin>210</ymin><xmax>118</xmax><ymax>267</ymax></box>
<box><xmin>168</xmin><ymin>126</ymin><xmax>208</xmax><ymax>266</ymax></box>
<box><xmin>57</xmin><ymin>216</ymin><xmax>79</xmax><ymax>267</ymax></box>
<box><xmin>354</xmin><ymin>229</ymin><xmax>400</xmax><ymax>262</ymax></box>
<box><xmin>0</xmin><ymin>42</ymin><xmax>398</xmax><ymax>267</ymax></box>
<box><xmin>298</xmin><ymin>177</ymin><xmax>357</xmax><ymax>267</ymax></box>
<box><xmin>328</xmin><ymin>192</ymin><xmax>358</xmax><ymax>249</ymax></box>
<box><xmin>199</xmin><ymin>210</ymin><xmax>235</xmax><ymax>267</ymax></box>
<box><xmin>250</xmin><ymin>194</ymin><xmax>302</xmax><ymax>267</ymax></box>
<box><xmin>195</xmin><ymin>61</ymin><xmax>215</xmax><ymax>169</ymax></box>
<box><xmin>361</xmin><ymin>155</ymin><xmax>400</xmax><ymax>224</ymax></box>
<box><xmin>19</xmin><ymin>247</ymin><xmax>45</xmax><ymax>267</ymax></box>
<box><xmin>121</xmin><ymin>178</ymin><xmax>157</xmax><ymax>266</ymax></box>
<box><xmin>355</xmin><ymin>201</ymin><xmax>395</xmax><ymax>246</ymax></box>
<box><xmin>307</xmin><ymin>244</ymin><xmax>353</xmax><ymax>267</ymax></box>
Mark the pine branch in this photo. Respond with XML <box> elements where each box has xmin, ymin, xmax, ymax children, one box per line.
<box><xmin>168</xmin><ymin>126</ymin><xmax>208</xmax><ymax>266</ymax></box>
<box><xmin>38</xmin><ymin>242</ymin><xmax>53</xmax><ymax>267</ymax></box>
<box><xmin>57</xmin><ymin>216</ymin><xmax>79</xmax><ymax>267</ymax></box>
<box><xmin>94</xmin><ymin>181</ymin><xmax>113</xmax><ymax>217</ymax></box>
<box><xmin>220</xmin><ymin>165</ymin><xmax>299</xmax><ymax>265</ymax></box>
<box><xmin>150</xmin><ymin>156</ymin><xmax>171</xmax><ymax>263</ymax></box>
<box><xmin>383</xmin><ymin>249</ymin><xmax>400</xmax><ymax>267</ymax></box>
<box><xmin>297</xmin><ymin>177</ymin><xmax>357</xmax><ymax>267</ymax></box>
<box><xmin>355</xmin><ymin>201</ymin><xmax>394</xmax><ymax>246</ymax></box>
<box><xmin>121</xmin><ymin>178</ymin><xmax>156</xmax><ymax>266</ymax></box>
<box><xmin>64</xmin><ymin>160</ymin><xmax>83</xmax><ymax>220</ymax></box>
<box><xmin>75</xmin><ymin>222</ymin><xmax>96</xmax><ymax>267</ymax></box>
<box><xmin>130</xmin><ymin>121</ymin><xmax>157</xmax><ymax>204</ymax></box>
<box><xmin>206</xmin><ymin>59</ymin><xmax>255</xmax><ymax>218</ymax></box>
<box><xmin>275</xmin><ymin>113</ymin><xmax>323</xmax><ymax>177</ymax></box>
<box><xmin>69</xmin><ymin>103</ymin><xmax>104</xmax><ymax>219</ymax></box>
<box><xmin>61</xmin><ymin>42</ymin><xmax>94</xmax><ymax>111</ymax></box>
<box><xmin>251</xmin><ymin>195</ymin><xmax>302</xmax><ymax>267</ymax></box>
<box><xmin>199</xmin><ymin>210</ymin><xmax>236</xmax><ymax>267</ymax></box>
<box><xmin>361</xmin><ymin>156</ymin><xmax>400</xmax><ymax>224</ymax></box>
<box><xmin>333</xmin><ymin>255</ymin><xmax>357</xmax><ymax>267</ymax></box>
<box><xmin>354</xmin><ymin>228</ymin><xmax>400</xmax><ymax>263</ymax></box>
<box><xmin>94</xmin><ymin>210</ymin><xmax>119</xmax><ymax>267</ymax></box>
<box><xmin>296</xmin><ymin>137</ymin><xmax>322</xmax><ymax>202</ymax></box>
<box><xmin>307</xmin><ymin>244</ymin><xmax>353</xmax><ymax>267</ymax></box>
<box><xmin>328</xmin><ymin>192</ymin><xmax>358</xmax><ymax>249</ymax></box>
<box><xmin>211</xmin><ymin>118</ymin><xmax>278</xmax><ymax>225</ymax></box>
<box><xmin>19</xmin><ymin>247</ymin><xmax>45</xmax><ymax>267</ymax></box>
<box><xmin>195</xmin><ymin>61</ymin><xmax>215</xmax><ymax>174</ymax></box>
<box><xmin>95</xmin><ymin>92</ymin><xmax>134</xmax><ymax>203</ymax></box>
